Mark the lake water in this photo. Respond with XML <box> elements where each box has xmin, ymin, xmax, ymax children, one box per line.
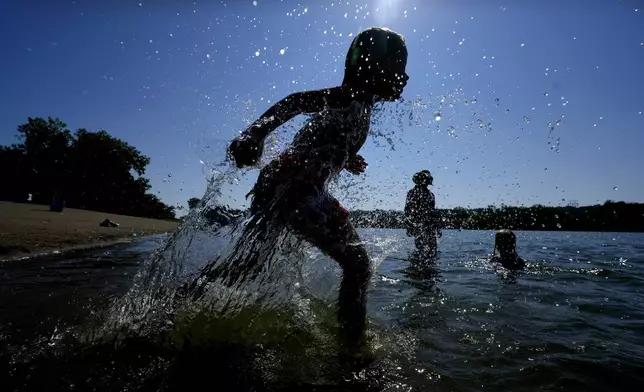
<box><xmin>1</xmin><ymin>229</ymin><xmax>643</xmax><ymax>391</ymax></box>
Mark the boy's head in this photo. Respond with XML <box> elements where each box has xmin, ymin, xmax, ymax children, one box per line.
<box><xmin>495</xmin><ymin>229</ymin><xmax>517</xmax><ymax>256</ymax></box>
<box><xmin>343</xmin><ymin>27</ymin><xmax>408</xmax><ymax>101</ymax></box>
<box><xmin>412</xmin><ymin>170</ymin><xmax>433</xmax><ymax>187</ymax></box>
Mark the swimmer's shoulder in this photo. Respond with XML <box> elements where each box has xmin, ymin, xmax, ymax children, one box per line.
<box><xmin>300</xmin><ymin>86</ymin><xmax>369</xmax><ymax>109</ymax></box>
<box><xmin>489</xmin><ymin>255</ymin><xmax>525</xmax><ymax>270</ymax></box>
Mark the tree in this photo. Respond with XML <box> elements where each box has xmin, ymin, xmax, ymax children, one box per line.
<box><xmin>65</xmin><ymin>128</ymin><xmax>153</xmax><ymax>214</ymax></box>
<box><xmin>0</xmin><ymin>117</ymin><xmax>73</xmax><ymax>204</ymax></box>
<box><xmin>0</xmin><ymin>117</ymin><xmax>175</xmax><ymax>219</ymax></box>
<box><xmin>0</xmin><ymin>145</ymin><xmax>29</xmax><ymax>202</ymax></box>
<box><xmin>188</xmin><ymin>198</ymin><xmax>201</xmax><ymax>210</ymax></box>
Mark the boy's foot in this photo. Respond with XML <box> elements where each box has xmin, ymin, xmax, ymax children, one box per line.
<box><xmin>338</xmin><ymin>331</ymin><xmax>376</xmax><ymax>370</ymax></box>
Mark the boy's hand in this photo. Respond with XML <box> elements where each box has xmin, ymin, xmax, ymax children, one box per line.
<box><xmin>228</xmin><ymin>131</ymin><xmax>264</xmax><ymax>168</ymax></box>
<box><xmin>345</xmin><ymin>154</ymin><xmax>367</xmax><ymax>174</ymax></box>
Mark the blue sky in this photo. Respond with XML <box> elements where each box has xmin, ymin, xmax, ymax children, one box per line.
<box><xmin>1</xmin><ymin>0</ymin><xmax>643</xmax><ymax>214</ymax></box>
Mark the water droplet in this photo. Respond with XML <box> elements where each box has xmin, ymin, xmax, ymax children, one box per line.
<box><xmin>520</xmin><ymin>43</ymin><xmax>525</xmax><ymax>47</ymax></box>
<box><xmin>279</xmin><ymin>48</ymin><xmax>285</xmax><ymax>55</ymax></box>
<box><xmin>544</xmin><ymin>92</ymin><xmax>549</xmax><ymax>97</ymax></box>
<box><xmin>523</xmin><ymin>116</ymin><xmax>530</xmax><ymax>123</ymax></box>
<box><xmin>613</xmin><ymin>186</ymin><xmax>618</xmax><ymax>191</ymax></box>
<box><xmin>167</xmin><ymin>173</ymin><xmax>173</xmax><ymax>178</ymax></box>
<box><xmin>434</xmin><ymin>113</ymin><xmax>441</xmax><ymax>121</ymax></box>
<box><xmin>206</xmin><ymin>54</ymin><xmax>210</xmax><ymax>59</ymax></box>
<box><xmin>255</xmin><ymin>51</ymin><xmax>260</xmax><ymax>56</ymax></box>
<box><xmin>252</xmin><ymin>0</ymin><xmax>257</xmax><ymax>5</ymax></box>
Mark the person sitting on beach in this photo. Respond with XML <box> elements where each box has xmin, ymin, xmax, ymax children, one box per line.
<box><xmin>404</xmin><ymin>170</ymin><xmax>441</xmax><ymax>255</ymax></box>
<box><xmin>490</xmin><ymin>229</ymin><xmax>525</xmax><ymax>270</ymax></box>
<box><xmin>211</xmin><ymin>27</ymin><xmax>409</xmax><ymax>356</ymax></box>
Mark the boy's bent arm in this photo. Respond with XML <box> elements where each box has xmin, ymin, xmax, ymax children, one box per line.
<box><xmin>245</xmin><ymin>89</ymin><xmax>336</xmax><ymax>140</ymax></box>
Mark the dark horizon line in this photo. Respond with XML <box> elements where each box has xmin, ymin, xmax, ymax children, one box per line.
<box><xmin>214</xmin><ymin>200</ymin><xmax>643</xmax><ymax>213</ymax></box>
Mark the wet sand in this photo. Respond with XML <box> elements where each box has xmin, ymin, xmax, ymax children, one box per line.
<box><xmin>0</xmin><ymin>201</ymin><xmax>179</xmax><ymax>260</ymax></box>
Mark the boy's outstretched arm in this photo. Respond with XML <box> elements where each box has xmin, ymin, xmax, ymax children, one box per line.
<box><xmin>229</xmin><ymin>88</ymin><xmax>338</xmax><ymax>168</ymax></box>
<box><xmin>244</xmin><ymin>89</ymin><xmax>336</xmax><ymax>140</ymax></box>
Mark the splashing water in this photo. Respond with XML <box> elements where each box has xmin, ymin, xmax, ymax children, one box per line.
<box><xmin>84</xmin><ymin>125</ymin><xmax>405</xmax><ymax>363</ymax></box>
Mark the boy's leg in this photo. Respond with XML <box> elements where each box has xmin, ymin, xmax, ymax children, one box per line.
<box><xmin>288</xmin><ymin>190</ymin><xmax>371</xmax><ymax>350</ymax></box>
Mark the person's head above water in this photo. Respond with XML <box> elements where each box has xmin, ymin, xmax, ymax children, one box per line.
<box><xmin>492</xmin><ymin>229</ymin><xmax>525</xmax><ymax>270</ymax></box>
<box><xmin>495</xmin><ymin>229</ymin><xmax>517</xmax><ymax>257</ymax></box>
<box><xmin>343</xmin><ymin>27</ymin><xmax>409</xmax><ymax>101</ymax></box>
<box><xmin>412</xmin><ymin>170</ymin><xmax>433</xmax><ymax>187</ymax></box>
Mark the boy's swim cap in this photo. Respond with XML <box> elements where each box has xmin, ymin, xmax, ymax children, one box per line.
<box><xmin>344</xmin><ymin>27</ymin><xmax>407</xmax><ymax>86</ymax></box>
<box><xmin>413</xmin><ymin>170</ymin><xmax>433</xmax><ymax>186</ymax></box>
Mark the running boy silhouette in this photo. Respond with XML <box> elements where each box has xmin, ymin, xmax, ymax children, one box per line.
<box><xmin>225</xmin><ymin>27</ymin><xmax>409</xmax><ymax>352</ymax></box>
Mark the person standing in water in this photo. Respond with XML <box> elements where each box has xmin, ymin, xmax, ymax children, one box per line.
<box><xmin>404</xmin><ymin>170</ymin><xmax>442</xmax><ymax>256</ymax></box>
<box><xmin>490</xmin><ymin>229</ymin><xmax>525</xmax><ymax>270</ymax></box>
<box><xmin>188</xmin><ymin>27</ymin><xmax>409</xmax><ymax>356</ymax></box>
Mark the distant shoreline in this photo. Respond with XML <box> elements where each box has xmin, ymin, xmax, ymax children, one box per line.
<box><xmin>186</xmin><ymin>203</ymin><xmax>644</xmax><ymax>234</ymax></box>
<box><xmin>0</xmin><ymin>201</ymin><xmax>179</xmax><ymax>261</ymax></box>
<box><xmin>350</xmin><ymin>202</ymin><xmax>644</xmax><ymax>233</ymax></box>
<box><xmin>354</xmin><ymin>227</ymin><xmax>643</xmax><ymax>234</ymax></box>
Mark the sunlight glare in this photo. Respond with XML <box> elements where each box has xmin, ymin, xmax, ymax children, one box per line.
<box><xmin>373</xmin><ymin>0</ymin><xmax>405</xmax><ymax>25</ymax></box>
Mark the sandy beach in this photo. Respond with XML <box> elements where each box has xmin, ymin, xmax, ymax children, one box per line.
<box><xmin>0</xmin><ymin>201</ymin><xmax>180</xmax><ymax>260</ymax></box>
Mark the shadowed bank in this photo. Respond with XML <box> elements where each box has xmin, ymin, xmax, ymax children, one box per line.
<box><xmin>0</xmin><ymin>201</ymin><xmax>178</xmax><ymax>260</ymax></box>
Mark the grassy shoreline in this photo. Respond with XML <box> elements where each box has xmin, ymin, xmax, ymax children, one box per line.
<box><xmin>0</xmin><ymin>201</ymin><xmax>179</xmax><ymax>261</ymax></box>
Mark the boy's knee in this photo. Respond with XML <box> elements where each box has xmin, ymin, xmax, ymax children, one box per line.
<box><xmin>335</xmin><ymin>243</ymin><xmax>370</xmax><ymax>279</ymax></box>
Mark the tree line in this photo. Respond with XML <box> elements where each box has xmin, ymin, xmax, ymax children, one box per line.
<box><xmin>187</xmin><ymin>198</ymin><xmax>644</xmax><ymax>232</ymax></box>
<box><xmin>0</xmin><ymin>117</ymin><xmax>176</xmax><ymax>220</ymax></box>
<box><xmin>350</xmin><ymin>201</ymin><xmax>644</xmax><ymax>232</ymax></box>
